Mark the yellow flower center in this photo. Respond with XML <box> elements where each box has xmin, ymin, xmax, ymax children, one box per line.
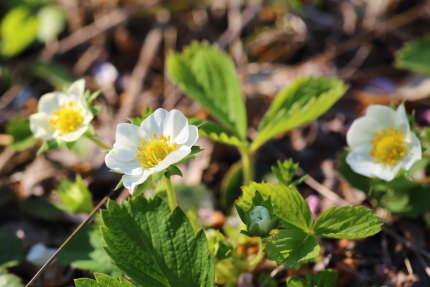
<box><xmin>369</xmin><ymin>127</ymin><xmax>406</xmax><ymax>166</ymax></box>
<box><xmin>49</xmin><ymin>101</ymin><xmax>84</xmax><ymax>134</ymax></box>
<box><xmin>136</xmin><ymin>133</ymin><xmax>178</xmax><ymax>168</ymax></box>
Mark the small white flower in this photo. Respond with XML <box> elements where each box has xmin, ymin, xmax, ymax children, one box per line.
<box><xmin>346</xmin><ymin>104</ymin><xmax>422</xmax><ymax>181</ymax></box>
<box><xmin>105</xmin><ymin>108</ymin><xmax>198</xmax><ymax>193</ymax></box>
<box><xmin>29</xmin><ymin>80</ymin><xmax>93</xmax><ymax>142</ymax></box>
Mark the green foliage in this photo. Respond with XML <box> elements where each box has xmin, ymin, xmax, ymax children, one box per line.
<box><xmin>396</xmin><ymin>35</ymin><xmax>430</xmax><ymax>74</ymax></box>
<box><xmin>0</xmin><ymin>232</ymin><xmax>24</xmax><ymax>268</ymax></box>
<box><xmin>128</xmin><ymin>107</ymin><xmax>154</xmax><ymax>126</ymax></box>
<box><xmin>251</xmin><ymin>76</ymin><xmax>347</xmax><ymax>151</ymax></box>
<box><xmin>263</xmin><ymin>228</ymin><xmax>320</xmax><ymax>269</ymax></box>
<box><xmin>29</xmin><ymin>62</ymin><xmax>74</xmax><ymax>89</ymax></box>
<box><xmin>19</xmin><ymin>196</ymin><xmax>62</xmax><ymax>220</ymax></box>
<box><xmin>0</xmin><ymin>268</ymin><xmax>24</xmax><ymax>287</ymax></box>
<box><xmin>6</xmin><ymin>118</ymin><xmax>37</xmax><ymax>151</ymax></box>
<box><xmin>37</xmin><ymin>139</ymin><xmax>59</xmax><ymax>154</ymax></box>
<box><xmin>189</xmin><ymin>118</ymin><xmax>247</xmax><ymax>148</ymax></box>
<box><xmin>314</xmin><ymin>206</ymin><xmax>383</xmax><ymax>239</ymax></box>
<box><xmin>220</xmin><ymin>161</ymin><xmax>243</xmax><ymax>212</ymax></box>
<box><xmin>53</xmin><ymin>175</ymin><xmax>94</xmax><ymax>214</ymax></box>
<box><xmin>271</xmin><ymin>159</ymin><xmax>306</xmax><ymax>186</ymax></box>
<box><xmin>0</xmin><ymin>6</ymin><xmax>39</xmax><ymax>57</ymax></box>
<box><xmin>286</xmin><ymin>269</ymin><xmax>338</xmax><ymax>287</ymax></box>
<box><xmin>36</xmin><ymin>5</ymin><xmax>65</xmax><ymax>42</ymax></box>
<box><xmin>167</xmin><ymin>42</ymin><xmax>247</xmax><ymax>139</ymax></box>
<box><xmin>206</xmin><ymin>229</ymin><xmax>233</xmax><ymax>260</ymax></box>
<box><xmin>75</xmin><ymin>273</ymin><xmax>136</xmax><ymax>287</ymax></box>
<box><xmin>101</xmin><ymin>196</ymin><xmax>215</xmax><ymax>287</ymax></box>
<box><xmin>57</xmin><ymin>224</ymin><xmax>121</xmax><ymax>276</ymax></box>
<box><xmin>237</xmin><ymin>182</ymin><xmax>312</xmax><ymax>232</ymax></box>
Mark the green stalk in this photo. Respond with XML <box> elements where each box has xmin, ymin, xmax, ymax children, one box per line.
<box><xmin>247</xmin><ymin>238</ymin><xmax>264</xmax><ymax>267</ymax></box>
<box><xmin>86</xmin><ymin>135</ymin><xmax>111</xmax><ymax>150</ymax></box>
<box><xmin>164</xmin><ymin>175</ymin><xmax>177</xmax><ymax>210</ymax></box>
<box><xmin>239</xmin><ymin>147</ymin><xmax>254</xmax><ymax>185</ymax></box>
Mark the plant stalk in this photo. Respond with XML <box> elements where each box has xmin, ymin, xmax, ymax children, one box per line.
<box><xmin>165</xmin><ymin>175</ymin><xmax>177</xmax><ymax>210</ymax></box>
<box><xmin>240</xmin><ymin>147</ymin><xmax>254</xmax><ymax>185</ymax></box>
<box><xmin>86</xmin><ymin>135</ymin><xmax>111</xmax><ymax>150</ymax></box>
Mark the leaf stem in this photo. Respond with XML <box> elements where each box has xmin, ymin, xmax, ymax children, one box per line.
<box><xmin>247</xmin><ymin>237</ymin><xmax>264</xmax><ymax>267</ymax></box>
<box><xmin>239</xmin><ymin>147</ymin><xmax>254</xmax><ymax>185</ymax></box>
<box><xmin>165</xmin><ymin>175</ymin><xmax>177</xmax><ymax>210</ymax></box>
<box><xmin>86</xmin><ymin>135</ymin><xmax>111</xmax><ymax>150</ymax></box>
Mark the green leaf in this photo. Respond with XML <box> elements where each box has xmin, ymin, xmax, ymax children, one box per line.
<box><xmin>0</xmin><ymin>6</ymin><xmax>39</xmax><ymax>57</ymax></box>
<box><xmin>128</xmin><ymin>107</ymin><xmax>154</xmax><ymax>126</ymax></box>
<box><xmin>57</xmin><ymin>224</ymin><xmax>121</xmax><ymax>276</ymax></box>
<box><xmin>189</xmin><ymin>118</ymin><xmax>247</xmax><ymax>148</ymax></box>
<box><xmin>53</xmin><ymin>175</ymin><xmax>94</xmax><ymax>214</ymax></box>
<box><xmin>101</xmin><ymin>196</ymin><xmax>215</xmax><ymax>287</ymax></box>
<box><xmin>29</xmin><ymin>62</ymin><xmax>74</xmax><ymax>89</ymax></box>
<box><xmin>271</xmin><ymin>159</ymin><xmax>306</xmax><ymax>187</ymax></box>
<box><xmin>6</xmin><ymin>118</ymin><xmax>37</xmax><ymax>151</ymax></box>
<box><xmin>75</xmin><ymin>273</ymin><xmax>136</xmax><ymax>287</ymax></box>
<box><xmin>0</xmin><ymin>268</ymin><xmax>24</xmax><ymax>287</ymax></box>
<box><xmin>0</xmin><ymin>232</ymin><xmax>25</xmax><ymax>268</ymax></box>
<box><xmin>263</xmin><ymin>228</ymin><xmax>320</xmax><ymax>269</ymax></box>
<box><xmin>36</xmin><ymin>5</ymin><xmax>65</xmax><ymax>42</ymax></box>
<box><xmin>167</xmin><ymin>42</ymin><xmax>247</xmax><ymax>139</ymax></box>
<box><xmin>396</xmin><ymin>36</ymin><xmax>430</xmax><ymax>74</ymax></box>
<box><xmin>237</xmin><ymin>182</ymin><xmax>312</xmax><ymax>232</ymax></box>
<box><xmin>19</xmin><ymin>196</ymin><xmax>63</xmax><ymax>220</ymax></box>
<box><xmin>165</xmin><ymin>165</ymin><xmax>183</xmax><ymax>177</ymax></box>
<box><xmin>286</xmin><ymin>269</ymin><xmax>338</xmax><ymax>287</ymax></box>
<box><xmin>314</xmin><ymin>206</ymin><xmax>382</xmax><ymax>239</ymax></box>
<box><xmin>251</xmin><ymin>76</ymin><xmax>347</xmax><ymax>151</ymax></box>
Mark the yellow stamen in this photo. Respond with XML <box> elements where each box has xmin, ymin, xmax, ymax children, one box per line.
<box><xmin>136</xmin><ymin>134</ymin><xmax>178</xmax><ymax>168</ymax></box>
<box><xmin>49</xmin><ymin>101</ymin><xmax>83</xmax><ymax>134</ymax></box>
<box><xmin>369</xmin><ymin>126</ymin><xmax>406</xmax><ymax>166</ymax></box>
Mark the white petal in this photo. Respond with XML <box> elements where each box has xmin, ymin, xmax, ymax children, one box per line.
<box><xmin>105</xmin><ymin>149</ymin><xmax>141</xmax><ymax>174</ymax></box>
<box><xmin>151</xmin><ymin>146</ymin><xmax>191</xmax><ymax>172</ymax></box>
<box><xmin>140</xmin><ymin>108</ymin><xmax>168</xmax><ymax>136</ymax></box>
<box><xmin>346</xmin><ymin>150</ymin><xmax>401</xmax><ymax>181</ymax></box>
<box><xmin>122</xmin><ymin>171</ymin><xmax>151</xmax><ymax>194</ymax></box>
<box><xmin>68</xmin><ymin>79</ymin><xmax>85</xmax><ymax>97</ymax></box>
<box><xmin>29</xmin><ymin>113</ymin><xmax>54</xmax><ymax>140</ymax></box>
<box><xmin>57</xmin><ymin>125</ymin><xmax>88</xmax><ymax>142</ymax></box>
<box><xmin>38</xmin><ymin>92</ymin><xmax>64</xmax><ymax>114</ymax></box>
<box><xmin>365</xmin><ymin>105</ymin><xmax>409</xmax><ymax>134</ymax></box>
<box><xmin>183</xmin><ymin>125</ymin><xmax>199</xmax><ymax>146</ymax></box>
<box><xmin>402</xmin><ymin>132</ymin><xmax>422</xmax><ymax>170</ymax></box>
<box><xmin>163</xmin><ymin>109</ymin><xmax>189</xmax><ymax>144</ymax></box>
<box><xmin>347</xmin><ymin>117</ymin><xmax>380</xmax><ymax>149</ymax></box>
<box><xmin>115</xmin><ymin>123</ymin><xmax>143</xmax><ymax>146</ymax></box>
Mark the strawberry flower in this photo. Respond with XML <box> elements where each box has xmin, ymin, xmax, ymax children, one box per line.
<box><xmin>29</xmin><ymin>80</ymin><xmax>93</xmax><ymax>142</ymax></box>
<box><xmin>346</xmin><ymin>104</ymin><xmax>421</xmax><ymax>181</ymax></box>
<box><xmin>105</xmin><ymin>108</ymin><xmax>198</xmax><ymax>193</ymax></box>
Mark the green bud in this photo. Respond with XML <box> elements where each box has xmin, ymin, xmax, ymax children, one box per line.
<box><xmin>248</xmin><ymin>206</ymin><xmax>273</xmax><ymax>237</ymax></box>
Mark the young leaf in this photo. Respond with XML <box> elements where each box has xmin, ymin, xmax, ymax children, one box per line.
<box><xmin>101</xmin><ymin>196</ymin><xmax>215</xmax><ymax>287</ymax></box>
<box><xmin>263</xmin><ymin>228</ymin><xmax>320</xmax><ymax>269</ymax></box>
<box><xmin>53</xmin><ymin>175</ymin><xmax>94</xmax><ymax>214</ymax></box>
<box><xmin>286</xmin><ymin>269</ymin><xmax>338</xmax><ymax>287</ymax></box>
<box><xmin>251</xmin><ymin>76</ymin><xmax>347</xmax><ymax>151</ymax></box>
<box><xmin>37</xmin><ymin>139</ymin><xmax>59</xmax><ymax>155</ymax></box>
<box><xmin>237</xmin><ymin>182</ymin><xmax>313</xmax><ymax>232</ymax></box>
<box><xmin>271</xmin><ymin>159</ymin><xmax>306</xmax><ymax>186</ymax></box>
<box><xmin>314</xmin><ymin>206</ymin><xmax>383</xmax><ymax>239</ymax></box>
<box><xmin>75</xmin><ymin>273</ymin><xmax>135</xmax><ymax>287</ymax></box>
<box><xmin>167</xmin><ymin>42</ymin><xmax>247</xmax><ymax>139</ymax></box>
<box><xmin>0</xmin><ymin>269</ymin><xmax>24</xmax><ymax>287</ymax></box>
<box><xmin>189</xmin><ymin>118</ymin><xmax>247</xmax><ymax>148</ymax></box>
<box><xmin>395</xmin><ymin>36</ymin><xmax>430</xmax><ymax>74</ymax></box>
<box><xmin>0</xmin><ymin>232</ymin><xmax>25</xmax><ymax>268</ymax></box>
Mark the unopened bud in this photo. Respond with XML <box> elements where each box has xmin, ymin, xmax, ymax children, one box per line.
<box><xmin>248</xmin><ymin>206</ymin><xmax>272</xmax><ymax>237</ymax></box>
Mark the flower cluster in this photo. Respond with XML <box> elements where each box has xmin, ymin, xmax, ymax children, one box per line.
<box><xmin>346</xmin><ymin>104</ymin><xmax>421</xmax><ymax>181</ymax></box>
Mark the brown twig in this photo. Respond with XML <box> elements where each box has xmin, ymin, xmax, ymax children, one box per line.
<box><xmin>25</xmin><ymin>189</ymin><xmax>116</xmax><ymax>287</ymax></box>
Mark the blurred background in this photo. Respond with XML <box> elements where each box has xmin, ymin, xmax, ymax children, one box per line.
<box><xmin>0</xmin><ymin>0</ymin><xmax>430</xmax><ymax>286</ymax></box>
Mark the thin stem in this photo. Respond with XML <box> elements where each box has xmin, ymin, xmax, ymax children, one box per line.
<box><xmin>247</xmin><ymin>237</ymin><xmax>264</xmax><ymax>267</ymax></box>
<box><xmin>26</xmin><ymin>189</ymin><xmax>116</xmax><ymax>287</ymax></box>
<box><xmin>239</xmin><ymin>147</ymin><xmax>254</xmax><ymax>185</ymax></box>
<box><xmin>165</xmin><ymin>175</ymin><xmax>177</xmax><ymax>210</ymax></box>
<box><xmin>86</xmin><ymin>134</ymin><xmax>111</xmax><ymax>150</ymax></box>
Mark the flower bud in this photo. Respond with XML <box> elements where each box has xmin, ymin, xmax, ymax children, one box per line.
<box><xmin>248</xmin><ymin>206</ymin><xmax>273</xmax><ymax>237</ymax></box>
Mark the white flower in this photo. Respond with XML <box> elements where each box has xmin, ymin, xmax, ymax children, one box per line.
<box><xmin>346</xmin><ymin>104</ymin><xmax>422</xmax><ymax>181</ymax></box>
<box><xmin>29</xmin><ymin>80</ymin><xmax>93</xmax><ymax>142</ymax></box>
<box><xmin>105</xmin><ymin>108</ymin><xmax>198</xmax><ymax>193</ymax></box>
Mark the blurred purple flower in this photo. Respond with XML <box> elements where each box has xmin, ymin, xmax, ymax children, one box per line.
<box><xmin>92</xmin><ymin>61</ymin><xmax>118</xmax><ymax>87</ymax></box>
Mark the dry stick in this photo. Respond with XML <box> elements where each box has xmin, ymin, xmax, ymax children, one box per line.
<box><xmin>383</xmin><ymin>226</ymin><xmax>430</xmax><ymax>261</ymax></box>
<box><xmin>114</xmin><ymin>27</ymin><xmax>163</xmax><ymax>124</ymax></box>
<box><xmin>25</xmin><ymin>189</ymin><xmax>116</xmax><ymax>287</ymax></box>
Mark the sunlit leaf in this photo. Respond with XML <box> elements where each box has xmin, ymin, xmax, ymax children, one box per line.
<box><xmin>396</xmin><ymin>35</ymin><xmax>430</xmax><ymax>74</ymax></box>
<box><xmin>75</xmin><ymin>273</ymin><xmax>135</xmax><ymax>287</ymax></box>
